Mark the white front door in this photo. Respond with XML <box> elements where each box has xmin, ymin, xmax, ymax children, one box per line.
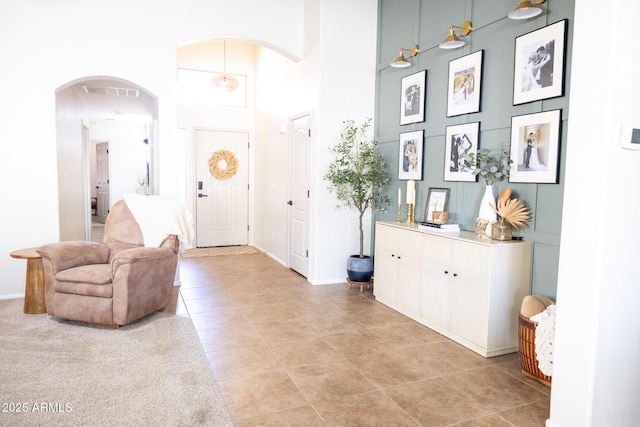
<box><xmin>288</xmin><ymin>113</ymin><xmax>311</xmax><ymax>277</ymax></box>
<box><xmin>95</xmin><ymin>142</ymin><xmax>110</xmax><ymax>224</ymax></box>
<box><xmin>195</xmin><ymin>130</ymin><xmax>249</xmax><ymax>247</ymax></box>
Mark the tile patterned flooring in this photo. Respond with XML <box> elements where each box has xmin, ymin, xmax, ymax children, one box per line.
<box><xmin>175</xmin><ymin>252</ymin><xmax>551</xmax><ymax>426</ymax></box>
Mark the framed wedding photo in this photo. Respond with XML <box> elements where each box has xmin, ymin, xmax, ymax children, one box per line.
<box><xmin>398</xmin><ymin>130</ymin><xmax>424</xmax><ymax>180</ymax></box>
<box><xmin>444</xmin><ymin>122</ymin><xmax>479</xmax><ymax>182</ymax></box>
<box><xmin>513</xmin><ymin>19</ymin><xmax>567</xmax><ymax>105</ymax></box>
<box><xmin>509</xmin><ymin>109</ymin><xmax>562</xmax><ymax>183</ymax></box>
<box><xmin>424</xmin><ymin>187</ymin><xmax>450</xmax><ymax>223</ymax></box>
<box><xmin>400</xmin><ymin>70</ymin><xmax>426</xmax><ymax>125</ymax></box>
<box><xmin>446</xmin><ymin>50</ymin><xmax>483</xmax><ymax>117</ymax></box>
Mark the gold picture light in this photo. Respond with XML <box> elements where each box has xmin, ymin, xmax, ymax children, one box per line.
<box><xmin>439</xmin><ymin>21</ymin><xmax>473</xmax><ymax>50</ymax></box>
<box><xmin>390</xmin><ymin>44</ymin><xmax>420</xmax><ymax>68</ymax></box>
<box><xmin>508</xmin><ymin>0</ymin><xmax>547</xmax><ymax>20</ymax></box>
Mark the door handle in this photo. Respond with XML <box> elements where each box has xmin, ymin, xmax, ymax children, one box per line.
<box><xmin>287</xmin><ymin>200</ymin><xmax>293</xmax><ymax>205</ymax></box>
<box><xmin>198</xmin><ymin>194</ymin><xmax>208</xmax><ymax>198</ymax></box>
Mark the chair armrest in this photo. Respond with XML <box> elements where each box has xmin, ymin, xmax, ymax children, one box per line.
<box><xmin>36</xmin><ymin>241</ymin><xmax>111</xmax><ymax>274</ymax></box>
<box><xmin>110</xmin><ymin>247</ymin><xmax>176</xmax><ymax>274</ymax></box>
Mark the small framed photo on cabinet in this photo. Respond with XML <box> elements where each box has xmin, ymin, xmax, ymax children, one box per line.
<box><xmin>424</xmin><ymin>187</ymin><xmax>450</xmax><ymax>223</ymax></box>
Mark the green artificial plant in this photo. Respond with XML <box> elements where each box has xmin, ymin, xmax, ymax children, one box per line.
<box><xmin>463</xmin><ymin>144</ymin><xmax>513</xmax><ymax>185</ymax></box>
<box><xmin>324</xmin><ymin>118</ymin><xmax>391</xmax><ymax>258</ymax></box>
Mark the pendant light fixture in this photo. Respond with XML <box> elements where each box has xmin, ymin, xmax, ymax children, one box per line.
<box><xmin>211</xmin><ymin>40</ymin><xmax>239</xmax><ymax>91</ymax></box>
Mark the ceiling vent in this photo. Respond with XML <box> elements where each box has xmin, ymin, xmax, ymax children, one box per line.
<box><xmin>82</xmin><ymin>85</ymin><xmax>140</xmax><ymax>97</ymax></box>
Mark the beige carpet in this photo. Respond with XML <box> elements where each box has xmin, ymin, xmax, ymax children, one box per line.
<box><xmin>180</xmin><ymin>245</ymin><xmax>260</xmax><ymax>258</ymax></box>
<box><xmin>0</xmin><ymin>298</ymin><xmax>232</xmax><ymax>427</ymax></box>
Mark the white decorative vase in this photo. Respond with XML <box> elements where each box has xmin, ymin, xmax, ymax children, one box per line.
<box><xmin>478</xmin><ymin>184</ymin><xmax>497</xmax><ymax>236</ymax></box>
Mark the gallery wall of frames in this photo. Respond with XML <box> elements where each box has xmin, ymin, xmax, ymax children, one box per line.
<box><xmin>373</xmin><ymin>0</ymin><xmax>575</xmax><ymax>298</ymax></box>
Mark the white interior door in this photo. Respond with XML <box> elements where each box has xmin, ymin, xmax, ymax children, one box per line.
<box><xmin>288</xmin><ymin>113</ymin><xmax>311</xmax><ymax>277</ymax></box>
<box><xmin>95</xmin><ymin>142</ymin><xmax>110</xmax><ymax>224</ymax></box>
<box><xmin>196</xmin><ymin>130</ymin><xmax>249</xmax><ymax>247</ymax></box>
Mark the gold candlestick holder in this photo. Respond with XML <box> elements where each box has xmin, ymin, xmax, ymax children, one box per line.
<box><xmin>406</xmin><ymin>203</ymin><xmax>415</xmax><ymax>224</ymax></box>
<box><xmin>397</xmin><ymin>204</ymin><xmax>402</xmax><ymax>222</ymax></box>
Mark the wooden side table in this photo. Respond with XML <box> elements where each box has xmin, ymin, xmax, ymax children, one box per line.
<box><xmin>10</xmin><ymin>248</ymin><xmax>46</xmax><ymax>314</ymax></box>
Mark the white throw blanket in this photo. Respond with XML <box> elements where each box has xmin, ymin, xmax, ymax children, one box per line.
<box><xmin>123</xmin><ymin>194</ymin><xmax>195</xmax><ymax>251</ymax></box>
<box><xmin>530</xmin><ymin>304</ymin><xmax>556</xmax><ymax>376</ymax></box>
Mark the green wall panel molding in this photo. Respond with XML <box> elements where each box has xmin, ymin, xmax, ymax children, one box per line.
<box><xmin>374</xmin><ymin>0</ymin><xmax>575</xmax><ymax>295</ymax></box>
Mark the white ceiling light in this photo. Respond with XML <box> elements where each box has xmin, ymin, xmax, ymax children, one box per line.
<box><xmin>211</xmin><ymin>40</ymin><xmax>238</xmax><ymax>91</ymax></box>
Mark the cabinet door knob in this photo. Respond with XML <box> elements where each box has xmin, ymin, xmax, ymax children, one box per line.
<box><xmin>444</xmin><ymin>270</ymin><xmax>449</xmax><ymax>274</ymax></box>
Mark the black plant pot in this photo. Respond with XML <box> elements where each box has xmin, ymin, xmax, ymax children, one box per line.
<box><xmin>346</xmin><ymin>255</ymin><xmax>373</xmax><ymax>283</ymax></box>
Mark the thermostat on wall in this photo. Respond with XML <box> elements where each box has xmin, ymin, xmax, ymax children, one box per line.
<box><xmin>620</xmin><ymin>124</ymin><xmax>640</xmax><ymax>150</ymax></box>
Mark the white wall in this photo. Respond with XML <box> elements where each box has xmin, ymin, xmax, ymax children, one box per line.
<box><xmin>55</xmin><ymin>84</ymin><xmax>87</xmax><ymax>241</ymax></box>
<box><xmin>0</xmin><ymin>0</ymin><xmax>305</xmax><ymax>297</ymax></box>
<box><xmin>549</xmin><ymin>0</ymin><xmax>640</xmax><ymax>425</ymax></box>
<box><xmin>250</xmin><ymin>0</ymin><xmax>379</xmax><ymax>283</ymax></box>
<box><xmin>310</xmin><ymin>0</ymin><xmax>378</xmax><ymax>284</ymax></box>
<box><xmin>0</xmin><ymin>0</ymin><xmax>378</xmax><ymax>297</ymax></box>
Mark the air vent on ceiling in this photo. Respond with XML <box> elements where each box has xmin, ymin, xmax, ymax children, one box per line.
<box><xmin>82</xmin><ymin>85</ymin><xmax>140</xmax><ymax>97</ymax></box>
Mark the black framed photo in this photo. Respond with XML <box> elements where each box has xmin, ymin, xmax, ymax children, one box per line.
<box><xmin>398</xmin><ymin>130</ymin><xmax>424</xmax><ymax>180</ymax></box>
<box><xmin>400</xmin><ymin>70</ymin><xmax>426</xmax><ymax>125</ymax></box>
<box><xmin>513</xmin><ymin>19</ymin><xmax>567</xmax><ymax>105</ymax></box>
<box><xmin>424</xmin><ymin>187</ymin><xmax>450</xmax><ymax>223</ymax></box>
<box><xmin>444</xmin><ymin>122</ymin><xmax>479</xmax><ymax>182</ymax></box>
<box><xmin>509</xmin><ymin>109</ymin><xmax>562</xmax><ymax>183</ymax></box>
<box><xmin>446</xmin><ymin>50</ymin><xmax>483</xmax><ymax>117</ymax></box>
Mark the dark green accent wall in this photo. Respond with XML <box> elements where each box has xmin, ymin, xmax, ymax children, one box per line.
<box><xmin>373</xmin><ymin>0</ymin><xmax>575</xmax><ymax>299</ymax></box>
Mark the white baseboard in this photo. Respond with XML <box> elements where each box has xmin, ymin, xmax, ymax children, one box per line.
<box><xmin>250</xmin><ymin>245</ymin><xmax>348</xmax><ymax>286</ymax></box>
<box><xmin>0</xmin><ymin>294</ymin><xmax>24</xmax><ymax>300</ymax></box>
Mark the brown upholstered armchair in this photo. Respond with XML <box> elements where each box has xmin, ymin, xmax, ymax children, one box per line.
<box><xmin>37</xmin><ymin>200</ymin><xmax>179</xmax><ymax>327</ymax></box>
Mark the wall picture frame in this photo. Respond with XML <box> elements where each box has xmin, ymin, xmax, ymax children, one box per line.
<box><xmin>400</xmin><ymin>70</ymin><xmax>426</xmax><ymax>125</ymax></box>
<box><xmin>509</xmin><ymin>109</ymin><xmax>562</xmax><ymax>183</ymax></box>
<box><xmin>513</xmin><ymin>19</ymin><xmax>567</xmax><ymax>105</ymax></box>
<box><xmin>424</xmin><ymin>187</ymin><xmax>450</xmax><ymax>223</ymax></box>
<box><xmin>398</xmin><ymin>130</ymin><xmax>424</xmax><ymax>180</ymax></box>
<box><xmin>444</xmin><ymin>122</ymin><xmax>479</xmax><ymax>182</ymax></box>
<box><xmin>446</xmin><ymin>50</ymin><xmax>483</xmax><ymax>117</ymax></box>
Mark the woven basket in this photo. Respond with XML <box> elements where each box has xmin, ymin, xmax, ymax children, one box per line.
<box><xmin>518</xmin><ymin>314</ymin><xmax>552</xmax><ymax>387</ymax></box>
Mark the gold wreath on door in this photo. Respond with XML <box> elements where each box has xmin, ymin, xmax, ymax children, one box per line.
<box><xmin>208</xmin><ymin>149</ymin><xmax>238</xmax><ymax>180</ymax></box>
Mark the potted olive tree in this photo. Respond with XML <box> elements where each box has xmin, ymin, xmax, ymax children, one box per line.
<box><xmin>324</xmin><ymin>118</ymin><xmax>390</xmax><ymax>282</ymax></box>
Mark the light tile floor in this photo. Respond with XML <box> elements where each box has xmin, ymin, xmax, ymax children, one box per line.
<box><xmin>175</xmin><ymin>252</ymin><xmax>550</xmax><ymax>426</ymax></box>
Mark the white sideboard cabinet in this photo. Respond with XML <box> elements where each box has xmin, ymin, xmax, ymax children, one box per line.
<box><xmin>373</xmin><ymin>221</ymin><xmax>532</xmax><ymax>357</ymax></box>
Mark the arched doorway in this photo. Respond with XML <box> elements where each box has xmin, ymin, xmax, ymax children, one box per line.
<box><xmin>55</xmin><ymin>77</ymin><xmax>157</xmax><ymax>241</ymax></box>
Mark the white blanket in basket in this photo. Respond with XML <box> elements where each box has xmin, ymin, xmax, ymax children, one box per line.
<box><xmin>530</xmin><ymin>304</ymin><xmax>556</xmax><ymax>376</ymax></box>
